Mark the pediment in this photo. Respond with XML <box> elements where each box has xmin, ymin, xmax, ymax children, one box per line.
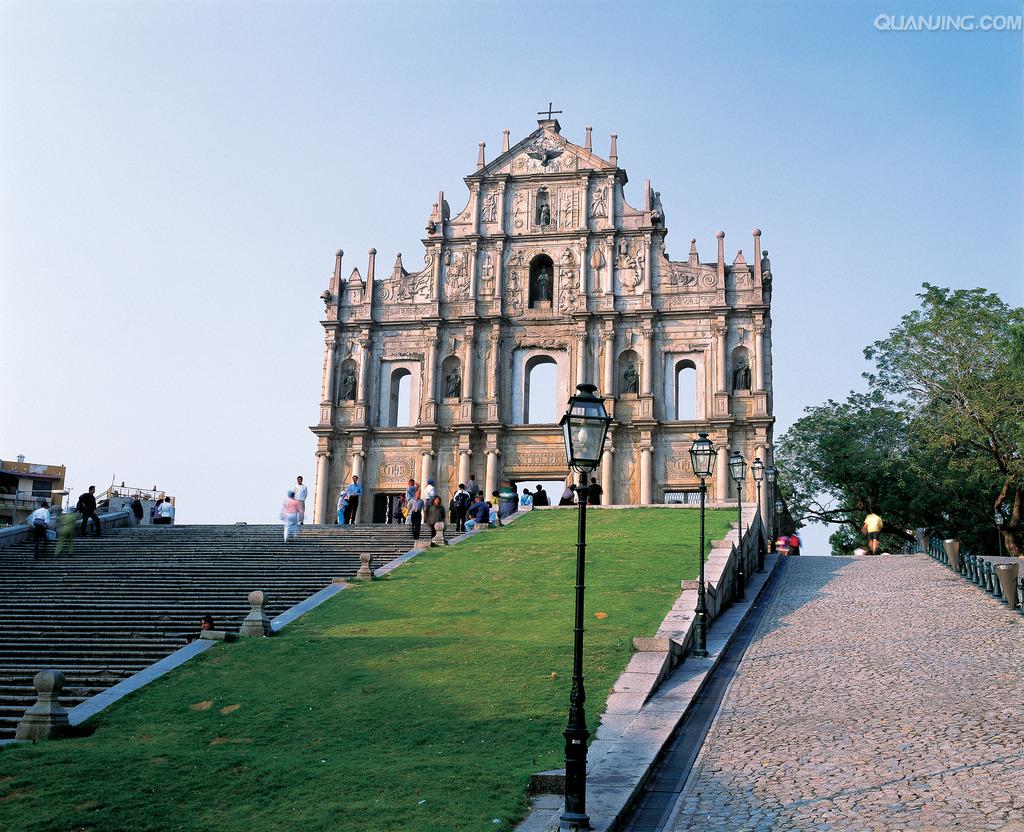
<box><xmin>477</xmin><ymin>127</ymin><xmax>613</xmax><ymax>178</ymax></box>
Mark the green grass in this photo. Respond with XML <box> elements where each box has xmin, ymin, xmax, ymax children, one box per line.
<box><xmin>0</xmin><ymin>508</ymin><xmax>733</xmax><ymax>832</ymax></box>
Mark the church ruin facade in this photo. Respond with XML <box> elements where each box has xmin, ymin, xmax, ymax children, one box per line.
<box><xmin>310</xmin><ymin>116</ymin><xmax>776</xmax><ymax>524</ymax></box>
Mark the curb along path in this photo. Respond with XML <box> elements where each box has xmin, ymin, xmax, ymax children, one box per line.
<box><xmin>666</xmin><ymin>555</ymin><xmax>1024</xmax><ymax>831</ymax></box>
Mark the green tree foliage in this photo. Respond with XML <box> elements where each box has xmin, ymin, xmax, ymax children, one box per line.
<box><xmin>778</xmin><ymin>284</ymin><xmax>1022</xmax><ymax>556</ymax></box>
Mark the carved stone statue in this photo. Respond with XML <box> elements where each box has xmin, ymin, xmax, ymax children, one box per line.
<box><xmin>623</xmin><ymin>363</ymin><xmax>639</xmax><ymax>395</ymax></box>
<box><xmin>340</xmin><ymin>369</ymin><xmax>356</xmax><ymax>401</ymax></box>
<box><xmin>591</xmin><ymin>187</ymin><xmax>607</xmax><ymax>218</ymax></box>
<box><xmin>761</xmin><ymin>250</ymin><xmax>772</xmax><ymax>283</ymax></box>
<box><xmin>445</xmin><ymin>366</ymin><xmax>461</xmax><ymax>399</ymax></box>
<box><xmin>539</xmin><ymin>203</ymin><xmax>551</xmax><ymax>227</ymax></box>
<box><xmin>733</xmin><ymin>358</ymin><xmax>751</xmax><ymax>391</ymax></box>
<box><xmin>482</xmin><ymin>192</ymin><xmax>497</xmax><ymax>223</ymax></box>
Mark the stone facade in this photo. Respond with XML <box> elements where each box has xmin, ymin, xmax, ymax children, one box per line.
<box><xmin>310</xmin><ymin>118</ymin><xmax>775</xmax><ymax>523</ymax></box>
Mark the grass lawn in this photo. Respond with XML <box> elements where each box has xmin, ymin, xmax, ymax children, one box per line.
<box><xmin>0</xmin><ymin>507</ymin><xmax>733</xmax><ymax>832</ymax></box>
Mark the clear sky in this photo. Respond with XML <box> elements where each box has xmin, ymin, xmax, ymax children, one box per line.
<box><xmin>2</xmin><ymin>1</ymin><xmax>1021</xmax><ymax>551</ymax></box>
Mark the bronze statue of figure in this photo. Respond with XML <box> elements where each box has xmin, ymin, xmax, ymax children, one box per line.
<box><xmin>340</xmin><ymin>370</ymin><xmax>356</xmax><ymax>401</ymax></box>
<box><xmin>535</xmin><ymin>267</ymin><xmax>552</xmax><ymax>302</ymax></box>
<box><xmin>733</xmin><ymin>358</ymin><xmax>751</xmax><ymax>391</ymax></box>
<box><xmin>623</xmin><ymin>363</ymin><xmax>639</xmax><ymax>395</ymax></box>
<box><xmin>445</xmin><ymin>367</ymin><xmax>461</xmax><ymax>399</ymax></box>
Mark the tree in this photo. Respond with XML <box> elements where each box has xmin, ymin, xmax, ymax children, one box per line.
<box><xmin>864</xmin><ymin>284</ymin><xmax>1024</xmax><ymax>555</ymax></box>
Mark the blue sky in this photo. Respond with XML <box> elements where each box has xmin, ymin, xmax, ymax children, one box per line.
<box><xmin>2</xmin><ymin>1</ymin><xmax>1021</xmax><ymax>548</ymax></box>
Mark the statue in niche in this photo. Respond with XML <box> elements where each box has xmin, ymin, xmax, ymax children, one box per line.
<box><xmin>535</xmin><ymin>189</ymin><xmax>551</xmax><ymax>228</ymax></box>
<box><xmin>623</xmin><ymin>363</ymin><xmax>639</xmax><ymax>395</ymax></box>
<box><xmin>733</xmin><ymin>357</ymin><xmax>751</xmax><ymax>391</ymax></box>
<box><xmin>507</xmin><ymin>271</ymin><xmax>524</xmax><ymax>313</ymax></box>
<box><xmin>445</xmin><ymin>366</ymin><xmax>461</xmax><ymax>399</ymax></box>
<box><xmin>339</xmin><ymin>369</ymin><xmax>356</xmax><ymax>401</ymax></box>
<box><xmin>533</xmin><ymin>267</ymin><xmax>552</xmax><ymax>303</ymax></box>
<box><xmin>480</xmin><ymin>254</ymin><xmax>494</xmax><ymax>295</ymax></box>
<box><xmin>482</xmin><ymin>192</ymin><xmax>497</xmax><ymax>223</ymax></box>
<box><xmin>761</xmin><ymin>250</ymin><xmax>773</xmax><ymax>284</ymax></box>
<box><xmin>591</xmin><ymin>187</ymin><xmax>607</xmax><ymax>218</ymax></box>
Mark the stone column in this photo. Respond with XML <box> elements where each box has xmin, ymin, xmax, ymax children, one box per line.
<box><xmin>431</xmin><ymin>245</ymin><xmax>443</xmax><ymax>301</ymax></box>
<box><xmin>574</xmin><ymin>330</ymin><xmax>588</xmax><ymax>388</ymax></box>
<box><xmin>641</xmin><ymin>235</ymin><xmax>652</xmax><ymax>295</ymax></box>
<box><xmin>352</xmin><ymin>451</ymin><xmax>365</xmax><ymax>522</ymax></box>
<box><xmin>487</xmin><ymin>325</ymin><xmax>500</xmax><ymax>400</ymax></box>
<box><xmin>420</xmin><ymin>451</ymin><xmax>433</xmax><ymax>488</ymax></box>
<box><xmin>497</xmin><ymin>181</ymin><xmax>508</xmax><ymax>236</ymax></box>
<box><xmin>424</xmin><ymin>333</ymin><xmax>439</xmax><ymax>409</ymax></box>
<box><xmin>470</xmin><ymin>183</ymin><xmax>481</xmax><ymax>236</ymax></box>
<box><xmin>716</xmin><ymin>442</ymin><xmax>730</xmax><ymax>503</ymax></box>
<box><xmin>602</xmin><ymin>323</ymin><xmax>615</xmax><ymax>396</ymax></box>
<box><xmin>714</xmin><ymin>324</ymin><xmax>727</xmax><ymax>393</ymax></box>
<box><xmin>458</xmin><ymin>450</ymin><xmax>471</xmax><ymax>486</ymax></box>
<box><xmin>639</xmin><ymin>444</ymin><xmax>652</xmax><ymax>505</ymax></box>
<box><xmin>600</xmin><ymin>444</ymin><xmax>614</xmax><ymax>505</ymax></box>
<box><xmin>313</xmin><ymin>449</ymin><xmax>331</xmax><ymax>524</ymax></box>
<box><xmin>357</xmin><ymin>332</ymin><xmax>372</xmax><ymax>404</ymax></box>
<box><xmin>485</xmin><ymin>449</ymin><xmax>500</xmax><ymax>497</ymax></box>
<box><xmin>753</xmin><ymin>321</ymin><xmax>765</xmax><ymax>391</ymax></box>
<box><xmin>640</xmin><ymin>325</ymin><xmax>653</xmax><ymax>396</ymax></box>
<box><xmin>463</xmin><ymin>327</ymin><xmax>476</xmax><ymax>403</ymax></box>
<box><xmin>468</xmin><ymin>243</ymin><xmax>479</xmax><ymax>300</ymax></box>
<box><xmin>320</xmin><ymin>330</ymin><xmax>338</xmax><ymax>407</ymax></box>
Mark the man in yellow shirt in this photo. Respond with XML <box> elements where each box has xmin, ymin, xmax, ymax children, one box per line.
<box><xmin>862</xmin><ymin>512</ymin><xmax>883</xmax><ymax>555</ymax></box>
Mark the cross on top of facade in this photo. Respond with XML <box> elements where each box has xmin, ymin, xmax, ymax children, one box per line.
<box><xmin>537</xmin><ymin>102</ymin><xmax>563</xmax><ymax>120</ymax></box>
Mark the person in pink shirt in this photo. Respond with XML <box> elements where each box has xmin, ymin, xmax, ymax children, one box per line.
<box><xmin>280</xmin><ymin>490</ymin><xmax>301</xmax><ymax>542</ymax></box>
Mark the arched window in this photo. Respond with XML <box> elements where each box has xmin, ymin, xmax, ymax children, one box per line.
<box><xmin>337</xmin><ymin>358</ymin><xmax>357</xmax><ymax>403</ymax></box>
<box><xmin>525</xmin><ymin>355</ymin><xmax>558</xmax><ymax>424</ymax></box>
<box><xmin>618</xmin><ymin>349</ymin><xmax>640</xmax><ymax>397</ymax></box>
<box><xmin>440</xmin><ymin>355</ymin><xmax>462</xmax><ymax>400</ymax></box>
<box><xmin>388</xmin><ymin>368</ymin><xmax>412</xmax><ymax>427</ymax></box>
<box><xmin>529</xmin><ymin>254</ymin><xmax>554</xmax><ymax>308</ymax></box>
<box><xmin>675</xmin><ymin>360</ymin><xmax>697</xmax><ymax>420</ymax></box>
<box><xmin>731</xmin><ymin>347</ymin><xmax>751</xmax><ymax>392</ymax></box>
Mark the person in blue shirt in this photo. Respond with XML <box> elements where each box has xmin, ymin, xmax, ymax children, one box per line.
<box><xmin>343</xmin><ymin>476</ymin><xmax>363</xmax><ymax>524</ymax></box>
<box><xmin>465</xmin><ymin>495</ymin><xmax>491</xmax><ymax>531</ymax></box>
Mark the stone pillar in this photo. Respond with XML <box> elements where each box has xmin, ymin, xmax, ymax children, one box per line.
<box><xmin>431</xmin><ymin>244</ymin><xmax>443</xmax><ymax>301</ymax></box>
<box><xmin>470</xmin><ymin>182</ymin><xmax>481</xmax><ymax>236</ymax></box>
<box><xmin>497</xmin><ymin>181</ymin><xmax>508</xmax><ymax>236</ymax></box>
<box><xmin>468</xmin><ymin>243</ymin><xmax>479</xmax><ymax>300</ymax></box>
<box><xmin>15</xmin><ymin>670</ymin><xmax>70</xmax><ymax>741</ymax></box>
<box><xmin>239</xmin><ymin>591</ymin><xmax>273</xmax><ymax>637</ymax></box>
<box><xmin>602</xmin><ymin>323</ymin><xmax>615</xmax><ymax>396</ymax></box>
<box><xmin>351</xmin><ymin>451</ymin><xmax>365</xmax><ymax>521</ymax></box>
<box><xmin>714</xmin><ymin>324</ymin><xmax>727</xmax><ymax>394</ymax></box>
<box><xmin>600</xmin><ymin>444</ymin><xmax>614</xmax><ymax>505</ymax></box>
<box><xmin>640</xmin><ymin>325</ymin><xmax>653</xmax><ymax>396</ymax></box>
<box><xmin>487</xmin><ymin>325</ymin><xmax>500</xmax><ymax>400</ymax></box>
<box><xmin>716</xmin><ymin>442</ymin><xmax>730</xmax><ymax>503</ymax></box>
<box><xmin>458</xmin><ymin>450</ymin><xmax>471</xmax><ymax>486</ymax></box>
<box><xmin>753</xmin><ymin>321</ymin><xmax>765</xmax><ymax>391</ymax></box>
<box><xmin>313</xmin><ymin>449</ymin><xmax>331</xmax><ymax>524</ymax></box>
<box><xmin>641</xmin><ymin>235</ymin><xmax>652</xmax><ymax>295</ymax></box>
<box><xmin>485</xmin><ymin>449</ymin><xmax>500</xmax><ymax>497</ymax></box>
<box><xmin>574</xmin><ymin>330</ymin><xmax>588</xmax><ymax>388</ymax></box>
<box><xmin>420</xmin><ymin>451</ymin><xmax>433</xmax><ymax>488</ymax></box>
<box><xmin>424</xmin><ymin>333</ymin><xmax>439</xmax><ymax>409</ymax></box>
<box><xmin>320</xmin><ymin>330</ymin><xmax>338</xmax><ymax>407</ymax></box>
<box><xmin>463</xmin><ymin>328</ymin><xmax>476</xmax><ymax>403</ymax></box>
<box><xmin>357</xmin><ymin>332</ymin><xmax>372</xmax><ymax>405</ymax></box>
<box><xmin>640</xmin><ymin>444</ymin><xmax>652</xmax><ymax>505</ymax></box>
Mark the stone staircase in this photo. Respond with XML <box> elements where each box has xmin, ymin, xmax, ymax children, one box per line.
<box><xmin>0</xmin><ymin>523</ymin><xmax>443</xmax><ymax>740</ymax></box>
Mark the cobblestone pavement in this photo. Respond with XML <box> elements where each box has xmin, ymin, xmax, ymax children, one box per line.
<box><xmin>668</xmin><ymin>555</ymin><xmax>1024</xmax><ymax>832</ymax></box>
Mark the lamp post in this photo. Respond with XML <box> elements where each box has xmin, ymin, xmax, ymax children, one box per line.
<box><xmin>751</xmin><ymin>459</ymin><xmax>765</xmax><ymax>572</ymax></box>
<box><xmin>728</xmin><ymin>451</ymin><xmax>747</xmax><ymax>599</ymax></box>
<box><xmin>774</xmin><ymin>498</ymin><xmax>784</xmax><ymax>543</ymax></box>
<box><xmin>995</xmin><ymin>501</ymin><xmax>1011</xmax><ymax>557</ymax></box>
<box><xmin>557</xmin><ymin>383</ymin><xmax>611</xmax><ymax>831</ymax></box>
<box><xmin>688</xmin><ymin>432</ymin><xmax>717</xmax><ymax>658</ymax></box>
<box><xmin>765</xmin><ymin>465</ymin><xmax>777</xmax><ymax>547</ymax></box>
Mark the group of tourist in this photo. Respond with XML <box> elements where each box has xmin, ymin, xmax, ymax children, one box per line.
<box><xmin>281</xmin><ymin>475</ymin><xmax>311</xmax><ymax>542</ymax></box>
<box><xmin>388</xmin><ymin>475</ymin><xmax>498</xmax><ymax>544</ymax></box>
<box><xmin>517</xmin><ymin>477</ymin><xmax>604</xmax><ymax>510</ymax></box>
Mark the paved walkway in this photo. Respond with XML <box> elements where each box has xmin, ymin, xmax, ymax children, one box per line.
<box><xmin>668</xmin><ymin>555</ymin><xmax>1024</xmax><ymax>832</ymax></box>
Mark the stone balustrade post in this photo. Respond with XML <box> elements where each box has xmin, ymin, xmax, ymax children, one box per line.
<box><xmin>15</xmin><ymin>670</ymin><xmax>70</xmax><ymax>741</ymax></box>
<box><xmin>239</xmin><ymin>590</ymin><xmax>273</xmax><ymax>637</ymax></box>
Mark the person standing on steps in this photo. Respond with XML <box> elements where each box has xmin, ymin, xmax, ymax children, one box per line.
<box><xmin>294</xmin><ymin>476</ymin><xmax>308</xmax><ymax>525</ymax></box>
<box><xmin>55</xmin><ymin>509</ymin><xmax>77</xmax><ymax>558</ymax></box>
<box><xmin>424</xmin><ymin>495</ymin><xmax>447</xmax><ymax>545</ymax></box>
<box><xmin>862</xmin><ymin>511</ymin><xmax>883</xmax><ymax>555</ymax></box>
<box><xmin>27</xmin><ymin>501</ymin><xmax>51</xmax><ymax>559</ymax></box>
<box><xmin>466</xmin><ymin>474</ymin><xmax>481</xmax><ymax>500</ymax></box>
<box><xmin>589</xmin><ymin>477</ymin><xmax>603</xmax><ymax>505</ymax></box>
<box><xmin>281</xmin><ymin>490</ymin><xmax>301</xmax><ymax>542</ymax></box>
<box><xmin>532</xmin><ymin>484</ymin><xmax>549</xmax><ymax>507</ymax></box>
<box><xmin>130</xmin><ymin>497</ymin><xmax>144</xmax><ymax>526</ymax></box>
<box><xmin>451</xmin><ymin>483</ymin><xmax>471</xmax><ymax>532</ymax></box>
<box><xmin>336</xmin><ymin>490</ymin><xmax>349</xmax><ymax>525</ymax></box>
<box><xmin>423</xmin><ymin>478</ymin><xmax>437</xmax><ymax>503</ymax></box>
<box><xmin>404</xmin><ymin>478</ymin><xmax>418</xmax><ymax>503</ymax></box>
<box><xmin>408</xmin><ymin>488</ymin><xmax>424</xmax><ymax>541</ymax></box>
<box><xmin>76</xmin><ymin>486</ymin><xmax>102</xmax><ymax>538</ymax></box>
<box><xmin>155</xmin><ymin>497</ymin><xmax>175</xmax><ymax>525</ymax></box>
<box><xmin>343</xmin><ymin>475</ymin><xmax>362</xmax><ymax>524</ymax></box>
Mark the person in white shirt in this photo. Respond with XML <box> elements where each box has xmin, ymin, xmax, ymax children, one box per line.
<box><xmin>294</xmin><ymin>476</ymin><xmax>309</xmax><ymax>524</ymax></box>
<box><xmin>156</xmin><ymin>497</ymin><xmax>175</xmax><ymax>525</ymax></box>
<box><xmin>423</xmin><ymin>479</ymin><xmax>437</xmax><ymax>503</ymax></box>
<box><xmin>27</xmin><ymin>501</ymin><xmax>52</xmax><ymax>558</ymax></box>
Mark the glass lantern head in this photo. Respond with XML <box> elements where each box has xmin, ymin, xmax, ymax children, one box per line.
<box><xmin>559</xmin><ymin>384</ymin><xmax>611</xmax><ymax>473</ymax></box>
<box><xmin>688</xmin><ymin>433</ymin><xmax>717</xmax><ymax>480</ymax></box>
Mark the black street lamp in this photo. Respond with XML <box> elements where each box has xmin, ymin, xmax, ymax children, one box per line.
<box><xmin>751</xmin><ymin>458</ymin><xmax>765</xmax><ymax>572</ymax></box>
<box><xmin>774</xmin><ymin>498</ymin><xmax>784</xmax><ymax>542</ymax></box>
<box><xmin>765</xmin><ymin>464</ymin><xmax>778</xmax><ymax>550</ymax></box>
<box><xmin>688</xmin><ymin>432</ymin><xmax>717</xmax><ymax>658</ymax></box>
<box><xmin>729</xmin><ymin>451</ymin><xmax>747</xmax><ymax>600</ymax></box>
<box><xmin>995</xmin><ymin>501</ymin><xmax>1011</xmax><ymax>557</ymax></box>
<box><xmin>557</xmin><ymin>383</ymin><xmax>611</xmax><ymax>831</ymax></box>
